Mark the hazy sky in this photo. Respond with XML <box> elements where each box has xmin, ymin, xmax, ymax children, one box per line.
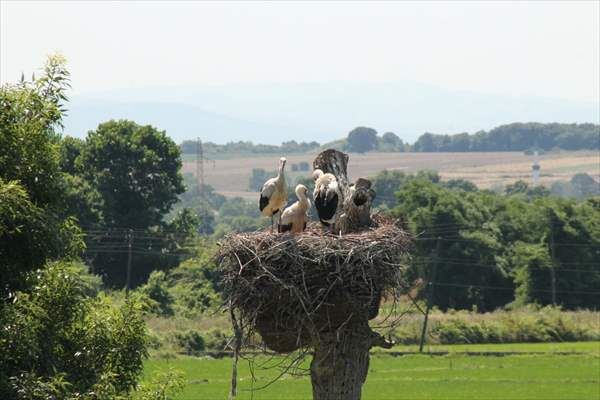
<box><xmin>1</xmin><ymin>1</ymin><xmax>599</xmax><ymax>103</ymax></box>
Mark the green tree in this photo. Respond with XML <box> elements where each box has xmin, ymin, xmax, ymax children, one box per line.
<box><xmin>570</xmin><ymin>173</ymin><xmax>599</xmax><ymax>199</ymax></box>
<box><xmin>0</xmin><ymin>179</ymin><xmax>84</xmax><ymax>294</ymax></box>
<box><xmin>139</xmin><ymin>270</ymin><xmax>174</xmax><ymax>316</ymax></box>
<box><xmin>0</xmin><ymin>55</ymin><xmax>69</xmax><ymax>207</ymax></box>
<box><xmin>394</xmin><ymin>179</ymin><xmax>512</xmax><ymax>311</ymax></box>
<box><xmin>57</xmin><ymin>174</ymin><xmax>104</xmax><ymax>227</ymax></box>
<box><xmin>78</xmin><ymin>120</ymin><xmax>185</xmax><ymax>229</ymax></box>
<box><xmin>505</xmin><ymin>180</ymin><xmax>529</xmax><ymax>196</ymax></box>
<box><xmin>0</xmin><ymin>262</ymin><xmax>147</xmax><ymax>398</ymax></box>
<box><xmin>0</xmin><ymin>56</ymin><xmax>84</xmax><ymax>295</ymax></box>
<box><xmin>444</xmin><ymin>179</ymin><xmax>478</xmax><ymax>192</ymax></box>
<box><xmin>412</xmin><ymin>122</ymin><xmax>600</xmax><ymax>152</ymax></box>
<box><xmin>59</xmin><ymin>136</ymin><xmax>84</xmax><ymax>175</ymax></box>
<box><xmin>347</xmin><ymin>126</ymin><xmax>378</xmax><ymax>153</ymax></box>
<box><xmin>379</xmin><ymin>131</ymin><xmax>404</xmax><ymax>152</ymax></box>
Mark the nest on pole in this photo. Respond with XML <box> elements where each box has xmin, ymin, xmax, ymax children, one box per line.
<box><xmin>219</xmin><ymin>149</ymin><xmax>414</xmax><ymax>400</ymax></box>
<box><xmin>218</xmin><ymin>214</ymin><xmax>412</xmax><ymax>353</ymax></box>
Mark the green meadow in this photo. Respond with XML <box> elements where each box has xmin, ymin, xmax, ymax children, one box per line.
<box><xmin>141</xmin><ymin>342</ymin><xmax>600</xmax><ymax>400</ymax></box>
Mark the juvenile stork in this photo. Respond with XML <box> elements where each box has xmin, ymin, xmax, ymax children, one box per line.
<box><xmin>312</xmin><ymin>169</ymin><xmax>342</xmax><ymax>230</ymax></box>
<box><xmin>259</xmin><ymin>157</ymin><xmax>288</xmax><ymax>231</ymax></box>
<box><xmin>278</xmin><ymin>184</ymin><xmax>310</xmax><ymax>234</ymax></box>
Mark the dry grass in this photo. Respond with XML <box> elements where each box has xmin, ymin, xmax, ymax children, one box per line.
<box><xmin>183</xmin><ymin>151</ymin><xmax>598</xmax><ymax>198</ymax></box>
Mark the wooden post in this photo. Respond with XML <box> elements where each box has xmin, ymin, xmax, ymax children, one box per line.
<box><xmin>125</xmin><ymin>229</ymin><xmax>133</xmax><ymax>296</ymax></box>
<box><xmin>419</xmin><ymin>237</ymin><xmax>440</xmax><ymax>353</ymax></box>
<box><xmin>549</xmin><ymin>228</ymin><xmax>557</xmax><ymax>306</ymax></box>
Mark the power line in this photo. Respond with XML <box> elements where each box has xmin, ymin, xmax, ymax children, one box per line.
<box><xmin>419</xmin><ymin>257</ymin><xmax>599</xmax><ymax>274</ymax></box>
<box><xmin>432</xmin><ymin>281</ymin><xmax>600</xmax><ymax>296</ymax></box>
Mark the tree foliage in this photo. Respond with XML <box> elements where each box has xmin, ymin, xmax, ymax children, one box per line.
<box><xmin>346</xmin><ymin>126</ymin><xmax>378</xmax><ymax>153</ymax></box>
<box><xmin>180</xmin><ymin>139</ymin><xmax>320</xmax><ymax>156</ymax></box>
<box><xmin>0</xmin><ymin>262</ymin><xmax>147</xmax><ymax>399</ymax></box>
<box><xmin>392</xmin><ymin>178</ymin><xmax>600</xmax><ymax>311</ymax></box>
<box><xmin>413</xmin><ymin>123</ymin><xmax>599</xmax><ymax>152</ymax></box>
<box><xmin>0</xmin><ymin>57</ymin><xmax>84</xmax><ymax>295</ymax></box>
<box><xmin>78</xmin><ymin>120</ymin><xmax>185</xmax><ymax>229</ymax></box>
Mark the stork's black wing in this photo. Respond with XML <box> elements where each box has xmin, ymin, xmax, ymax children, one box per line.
<box><xmin>315</xmin><ymin>191</ymin><xmax>337</xmax><ymax>221</ymax></box>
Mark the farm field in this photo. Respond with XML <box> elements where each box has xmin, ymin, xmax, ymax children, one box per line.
<box><xmin>141</xmin><ymin>343</ymin><xmax>600</xmax><ymax>399</ymax></box>
<box><xmin>182</xmin><ymin>151</ymin><xmax>599</xmax><ymax>199</ymax></box>
<box><xmin>386</xmin><ymin>341</ymin><xmax>600</xmax><ymax>354</ymax></box>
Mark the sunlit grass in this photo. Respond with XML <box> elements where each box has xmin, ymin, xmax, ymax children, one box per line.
<box><xmin>142</xmin><ymin>347</ymin><xmax>600</xmax><ymax>399</ymax></box>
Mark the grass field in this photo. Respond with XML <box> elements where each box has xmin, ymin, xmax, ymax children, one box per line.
<box><xmin>181</xmin><ymin>151</ymin><xmax>599</xmax><ymax>199</ymax></box>
<box><xmin>142</xmin><ymin>342</ymin><xmax>600</xmax><ymax>400</ymax></box>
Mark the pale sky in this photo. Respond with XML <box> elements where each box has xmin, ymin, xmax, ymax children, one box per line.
<box><xmin>1</xmin><ymin>0</ymin><xmax>599</xmax><ymax>103</ymax></box>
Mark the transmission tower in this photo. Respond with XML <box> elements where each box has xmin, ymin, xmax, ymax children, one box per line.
<box><xmin>195</xmin><ymin>138</ymin><xmax>215</xmax><ymax>198</ymax></box>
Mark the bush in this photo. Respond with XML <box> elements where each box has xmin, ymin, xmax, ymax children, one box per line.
<box><xmin>0</xmin><ymin>261</ymin><xmax>148</xmax><ymax>399</ymax></box>
<box><xmin>139</xmin><ymin>271</ymin><xmax>174</xmax><ymax>316</ymax></box>
<box><xmin>203</xmin><ymin>328</ymin><xmax>231</xmax><ymax>352</ymax></box>
<box><xmin>174</xmin><ymin>330</ymin><xmax>205</xmax><ymax>355</ymax></box>
<box><xmin>389</xmin><ymin>307</ymin><xmax>598</xmax><ymax>346</ymax></box>
<box><xmin>136</xmin><ymin>368</ymin><xmax>185</xmax><ymax>400</ymax></box>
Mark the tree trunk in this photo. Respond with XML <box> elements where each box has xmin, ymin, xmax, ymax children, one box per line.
<box><xmin>313</xmin><ymin>149</ymin><xmax>375</xmax><ymax>234</ymax></box>
<box><xmin>309</xmin><ymin>318</ymin><xmax>391</xmax><ymax>400</ymax></box>
<box><xmin>307</xmin><ymin>150</ymin><xmax>388</xmax><ymax>399</ymax></box>
<box><xmin>310</xmin><ymin>323</ymin><xmax>371</xmax><ymax>400</ymax></box>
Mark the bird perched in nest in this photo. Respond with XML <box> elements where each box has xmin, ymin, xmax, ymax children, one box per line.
<box><xmin>278</xmin><ymin>184</ymin><xmax>310</xmax><ymax>233</ymax></box>
<box><xmin>259</xmin><ymin>157</ymin><xmax>288</xmax><ymax>231</ymax></box>
<box><xmin>312</xmin><ymin>169</ymin><xmax>342</xmax><ymax>230</ymax></box>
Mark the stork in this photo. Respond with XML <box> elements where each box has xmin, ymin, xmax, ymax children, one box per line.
<box><xmin>259</xmin><ymin>157</ymin><xmax>288</xmax><ymax>231</ymax></box>
<box><xmin>278</xmin><ymin>184</ymin><xmax>310</xmax><ymax>234</ymax></box>
<box><xmin>312</xmin><ymin>169</ymin><xmax>342</xmax><ymax>230</ymax></box>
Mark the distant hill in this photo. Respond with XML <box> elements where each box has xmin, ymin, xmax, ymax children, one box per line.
<box><xmin>65</xmin><ymin>81</ymin><xmax>600</xmax><ymax>144</ymax></box>
<box><xmin>63</xmin><ymin>99</ymin><xmax>311</xmax><ymax>143</ymax></box>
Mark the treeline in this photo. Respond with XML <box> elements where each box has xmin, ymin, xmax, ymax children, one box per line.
<box><xmin>180</xmin><ymin>139</ymin><xmax>320</xmax><ymax>156</ymax></box>
<box><xmin>412</xmin><ymin>123</ymin><xmax>599</xmax><ymax>152</ymax></box>
<box><xmin>370</xmin><ymin>170</ymin><xmax>600</xmax><ymax>311</ymax></box>
<box><xmin>180</xmin><ymin>123</ymin><xmax>599</xmax><ymax>155</ymax></box>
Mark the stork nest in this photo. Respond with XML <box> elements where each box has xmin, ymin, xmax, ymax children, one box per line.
<box><xmin>218</xmin><ymin>214</ymin><xmax>413</xmax><ymax>353</ymax></box>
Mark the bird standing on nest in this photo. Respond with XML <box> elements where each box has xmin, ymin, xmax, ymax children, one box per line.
<box><xmin>259</xmin><ymin>157</ymin><xmax>288</xmax><ymax>231</ymax></box>
<box><xmin>278</xmin><ymin>184</ymin><xmax>310</xmax><ymax>233</ymax></box>
<box><xmin>312</xmin><ymin>169</ymin><xmax>342</xmax><ymax>231</ymax></box>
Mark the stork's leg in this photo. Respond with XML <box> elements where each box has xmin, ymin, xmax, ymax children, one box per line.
<box><xmin>271</xmin><ymin>215</ymin><xmax>274</xmax><ymax>232</ymax></box>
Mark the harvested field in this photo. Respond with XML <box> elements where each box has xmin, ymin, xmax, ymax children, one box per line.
<box><xmin>182</xmin><ymin>151</ymin><xmax>599</xmax><ymax>199</ymax></box>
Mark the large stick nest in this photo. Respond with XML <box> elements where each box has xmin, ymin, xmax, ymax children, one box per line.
<box><xmin>218</xmin><ymin>214</ymin><xmax>412</xmax><ymax>353</ymax></box>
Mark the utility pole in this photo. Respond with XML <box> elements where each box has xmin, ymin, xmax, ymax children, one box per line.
<box><xmin>125</xmin><ymin>229</ymin><xmax>133</xmax><ymax>297</ymax></box>
<box><xmin>419</xmin><ymin>237</ymin><xmax>441</xmax><ymax>353</ymax></box>
<box><xmin>549</xmin><ymin>227</ymin><xmax>557</xmax><ymax>306</ymax></box>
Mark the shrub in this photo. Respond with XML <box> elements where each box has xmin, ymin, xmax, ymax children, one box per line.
<box><xmin>203</xmin><ymin>328</ymin><xmax>231</xmax><ymax>352</ymax></box>
<box><xmin>0</xmin><ymin>261</ymin><xmax>148</xmax><ymax>399</ymax></box>
<box><xmin>139</xmin><ymin>271</ymin><xmax>174</xmax><ymax>316</ymax></box>
<box><xmin>174</xmin><ymin>330</ymin><xmax>206</xmax><ymax>355</ymax></box>
<box><xmin>389</xmin><ymin>307</ymin><xmax>598</xmax><ymax>346</ymax></box>
<box><xmin>136</xmin><ymin>368</ymin><xmax>185</xmax><ymax>400</ymax></box>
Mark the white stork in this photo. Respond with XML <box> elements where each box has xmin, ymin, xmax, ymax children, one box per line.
<box><xmin>312</xmin><ymin>169</ymin><xmax>342</xmax><ymax>230</ymax></box>
<box><xmin>278</xmin><ymin>184</ymin><xmax>310</xmax><ymax>234</ymax></box>
<box><xmin>259</xmin><ymin>157</ymin><xmax>288</xmax><ymax>231</ymax></box>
